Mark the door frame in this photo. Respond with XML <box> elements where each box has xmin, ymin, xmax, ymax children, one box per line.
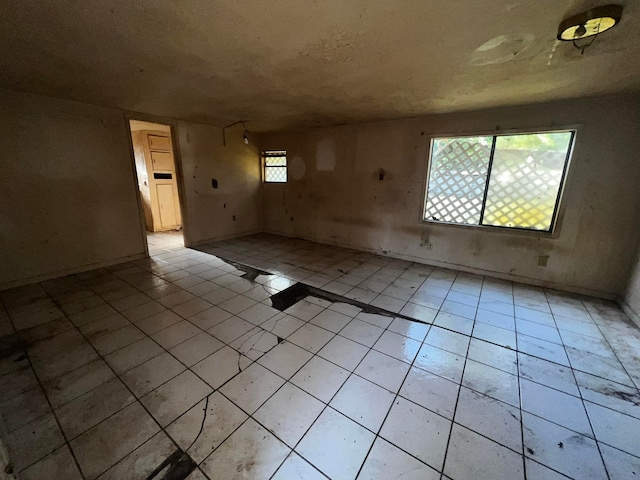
<box><xmin>124</xmin><ymin>113</ymin><xmax>191</xmax><ymax>252</ymax></box>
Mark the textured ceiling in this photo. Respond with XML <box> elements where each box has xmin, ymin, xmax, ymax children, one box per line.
<box><xmin>1</xmin><ymin>1</ymin><xmax>639</xmax><ymax>131</ymax></box>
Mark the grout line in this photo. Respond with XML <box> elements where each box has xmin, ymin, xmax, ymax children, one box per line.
<box><xmin>435</xmin><ymin>271</ymin><xmax>480</xmax><ymax>480</ymax></box>
<box><xmin>542</xmin><ymin>289</ymin><xmax>612</xmax><ymax>480</ymax></box>
<box><xmin>513</xmin><ymin>278</ymin><xmax>528</xmax><ymax>480</ymax></box>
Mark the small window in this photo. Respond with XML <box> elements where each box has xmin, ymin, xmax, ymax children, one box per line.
<box><xmin>264</xmin><ymin>150</ymin><xmax>287</xmax><ymax>183</ymax></box>
<box><xmin>424</xmin><ymin>131</ymin><xmax>574</xmax><ymax>232</ymax></box>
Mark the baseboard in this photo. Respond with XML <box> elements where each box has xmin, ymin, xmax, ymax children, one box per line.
<box><xmin>262</xmin><ymin>228</ymin><xmax>617</xmax><ymax>301</ymax></box>
<box><xmin>0</xmin><ymin>252</ymin><xmax>148</xmax><ymax>292</ymax></box>
<box><xmin>187</xmin><ymin>229</ymin><xmax>263</xmax><ymax>248</ymax></box>
<box><xmin>617</xmin><ymin>297</ymin><xmax>640</xmax><ymax>328</ymax></box>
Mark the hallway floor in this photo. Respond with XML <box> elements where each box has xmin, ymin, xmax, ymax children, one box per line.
<box><xmin>1</xmin><ymin>232</ymin><xmax>640</xmax><ymax>479</ymax></box>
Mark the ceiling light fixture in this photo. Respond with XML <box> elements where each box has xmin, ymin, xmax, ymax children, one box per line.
<box><xmin>222</xmin><ymin>120</ymin><xmax>250</xmax><ymax>147</ymax></box>
<box><xmin>557</xmin><ymin>4</ymin><xmax>623</xmax><ymax>54</ymax></box>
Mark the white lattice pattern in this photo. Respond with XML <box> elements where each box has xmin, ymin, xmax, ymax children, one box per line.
<box><xmin>482</xmin><ymin>150</ymin><xmax>566</xmax><ymax>230</ymax></box>
<box><xmin>425</xmin><ymin>137</ymin><xmax>491</xmax><ymax>224</ymax></box>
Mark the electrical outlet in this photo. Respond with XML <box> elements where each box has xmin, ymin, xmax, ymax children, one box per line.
<box><xmin>426</xmin><ymin>243</ymin><xmax>433</xmax><ymax>250</ymax></box>
<box><xmin>538</xmin><ymin>255</ymin><xmax>549</xmax><ymax>267</ymax></box>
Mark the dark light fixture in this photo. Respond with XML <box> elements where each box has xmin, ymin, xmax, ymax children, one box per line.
<box><xmin>557</xmin><ymin>5</ymin><xmax>623</xmax><ymax>53</ymax></box>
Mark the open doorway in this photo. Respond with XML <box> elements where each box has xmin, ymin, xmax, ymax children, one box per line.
<box><xmin>128</xmin><ymin>119</ymin><xmax>184</xmax><ymax>251</ymax></box>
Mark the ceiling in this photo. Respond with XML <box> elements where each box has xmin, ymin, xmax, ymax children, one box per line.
<box><xmin>1</xmin><ymin>1</ymin><xmax>639</xmax><ymax>131</ymax></box>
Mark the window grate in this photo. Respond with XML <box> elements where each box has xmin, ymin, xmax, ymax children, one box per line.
<box><xmin>264</xmin><ymin>150</ymin><xmax>287</xmax><ymax>183</ymax></box>
<box><xmin>424</xmin><ymin>131</ymin><xmax>574</xmax><ymax>232</ymax></box>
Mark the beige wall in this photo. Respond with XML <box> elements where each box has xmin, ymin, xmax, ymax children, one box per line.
<box><xmin>623</xmin><ymin>249</ymin><xmax>640</xmax><ymax>323</ymax></box>
<box><xmin>261</xmin><ymin>94</ymin><xmax>640</xmax><ymax>298</ymax></box>
<box><xmin>0</xmin><ymin>89</ymin><xmax>263</xmax><ymax>288</ymax></box>
<box><xmin>0</xmin><ymin>89</ymin><xmax>146</xmax><ymax>288</ymax></box>
<box><xmin>178</xmin><ymin>122</ymin><xmax>263</xmax><ymax>246</ymax></box>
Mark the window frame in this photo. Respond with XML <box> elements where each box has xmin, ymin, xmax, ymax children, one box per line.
<box><xmin>263</xmin><ymin>150</ymin><xmax>288</xmax><ymax>184</ymax></box>
<box><xmin>420</xmin><ymin>126</ymin><xmax>579</xmax><ymax>237</ymax></box>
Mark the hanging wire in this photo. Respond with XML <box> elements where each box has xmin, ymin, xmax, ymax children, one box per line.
<box><xmin>572</xmin><ymin>19</ymin><xmax>602</xmax><ymax>54</ymax></box>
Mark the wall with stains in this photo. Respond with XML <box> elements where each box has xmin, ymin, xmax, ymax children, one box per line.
<box><xmin>261</xmin><ymin>93</ymin><xmax>640</xmax><ymax>298</ymax></box>
<box><xmin>0</xmin><ymin>89</ymin><xmax>147</xmax><ymax>289</ymax></box>
<box><xmin>0</xmin><ymin>89</ymin><xmax>263</xmax><ymax>288</ymax></box>
<box><xmin>177</xmin><ymin>122</ymin><xmax>263</xmax><ymax>245</ymax></box>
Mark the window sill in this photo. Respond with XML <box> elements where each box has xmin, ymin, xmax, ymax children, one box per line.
<box><xmin>420</xmin><ymin>219</ymin><xmax>560</xmax><ymax>239</ymax></box>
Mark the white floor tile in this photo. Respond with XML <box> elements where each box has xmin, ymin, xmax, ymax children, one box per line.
<box><xmin>330</xmin><ymin>375</ymin><xmax>395</xmax><ymax>431</ymax></box>
<box><xmin>599</xmin><ymin>442</ymin><xmax>640</xmax><ymax>480</ymax></box>
<box><xmin>220</xmin><ymin>362</ymin><xmax>285</xmax><ymax>414</ymax></box>
<box><xmin>517</xmin><ymin>352</ymin><xmax>579</xmax><ymax>396</ymax></box>
<box><xmin>462</xmin><ymin>359</ymin><xmax>520</xmax><ymax>408</ymax></box>
<box><xmin>169</xmin><ymin>332</ymin><xmax>224</xmax><ymax>366</ymax></box>
<box><xmin>134</xmin><ymin>309</ymin><xmax>182</xmax><ymax>335</ymax></box>
<box><xmin>380</xmin><ymin>397</ymin><xmax>450</xmax><ymax>471</ymax></box>
<box><xmin>317</xmin><ymin>335</ymin><xmax>370</xmax><ymax>371</ymax></box>
<box><xmin>257</xmin><ymin>340</ymin><xmax>313</xmax><ymax>379</ymax></box>
<box><xmin>585</xmin><ymin>401</ymin><xmax>640</xmax><ymax>457</ymax></box>
<box><xmin>309</xmin><ymin>309</ymin><xmax>352</xmax><ymax>333</ymax></box>
<box><xmin>237</xmin><ymin>302</ymin><xmax>280</xmax><ymax>325</ymax></box>
<box><xmin>260</xmin><ymin>312</ymin><xmax>306</xmax><ymax>338</ymax></box>
<box><xmin>339</xmin><ymin>319</ymin><xmax>385</xmax><ymax>347</ymax></box>
<box><xmin>358</xmin><ymin>437</ymin><xmax>440</xmax><ymax>480</ymax></box>
<box><xmin>355</xmin><ymin>312</ymin><xmax>394</xmax><ymax>329</ymax></box>
<box><xmin>425</xmin><ymin>327</ymin><xmax>470</xmax><ymax>356</ymax></box>
<box><xmin>120</xmin><ymin>352</ymin><xmax>185</xmax><ymax>398</ymax></box>
<box><xmin>455</xmin><ymin>387</ymin><xmax>522</xmax><ymax>452</ymax></box>
<box><xmin>414</xmin><ymin>344</ymin><xmax>466</xmax><ymax>383</ymax></box>
<box><xmin>444</xmin><ymin>424</ymin><xmax>524</xmax><ymax>480</ymax></box>
<box><xmin>19</xmin><ymin>445</ymin><xmax>82</xmax><ymax>480</ymax></box>
<box><xmin>399</xmin><ymin>366</ymin><xmax>459</xmax><ymax>419</ymax></box>
<box><xmin>70</xmin><ymin>402</ymin><xmax>159</xmax><ymax>479</ymax></box>
<box><xmin>150</xmin><ymin>320</ymin><xmax>201</xmax><ymax>349</ymax></box>
<box><xmin>285</xmin><ymin>299</ymin><xmax>324</xmax><ymax>321</ymax></box>
<box><xmin>387</xmin><ymin>317</ymin><xmax>430</xmax><ymax>341</ymax></box>
<box><xmin>141</xmin><ymin>370</ymin><xmax>212</xmax><ymax>426</ymax></box>
<box><xmin>467</xmin><ymin>338</ymin><xmax>517</xmax><ymax>375</ymax></box>
<box><xmin>524</xmin><ymin>458</ymin><xmax>573</xmax><ymax>480</ymax></box>
<box><xmin>292</xmin><ymin>356</ymin><xmax>349</xmax><ymax>403</ymax></box>
<box><xmin>201</xmin><ymin>418</ymin><xmax>290</xmax><ymax>480</ymax></box>
<box><xmin>355</xmin><ymin>350</ymin><xmax>410</xmax><ymax>393</ymax></box>
<box><xmin>208</xmin><ymin>316</ymin><xmax>255</xmax><ymax>343</ymax></box>
<box><xmin>522</xmin><ymin>412</ymin><xmax>607</xmax><ymax>479</ymax></box>
<box><xmin>272</xmin><ymin>453</ymin><xmax>326</xmax><ymax>480</ymax></box>
<box><xmin>520</xmin><ymin>379</ymin><xmax>592</xmax><ymax>436</ymax></box>
<box><xmin>255</xmin><ymin>383</ymin><xmax>324</xmax><ymax>446</ymax></box>
<box><xmin>98</xmin><ymin>431</ymin><xmax>176</xmax><ymax>480</ymax></box>
<box><xmin>55</xmin><ymin>377</ymin><xmax>134</xmax><ymax>439</ymax></box>
<box><xmin>5</xmin><ymin>412</ymin><xmax>65</xmax><ymax>472</ymax></box>
<box><xmin>433</xmin><ymin>311</ymin><xmax>474</xmax><ymax>335</ymax></box>
<box><xmin>166</xmin><ymin>392</ymin><xmax>247</xmax><ymax>463</ymax></box>
<box><xmin>373</xmin><ymin>330</ymin><xmax>421</xmax><ymax>364</ymax></box>
<box><xmin>288</xmin><ymin>323</ymin><xmax>335</xmax><ymax>353</ymax></box>
<box><xmin>297</xmin><ymin>408</ymin><xmax>375</xmax><ymax>480</ymax></box>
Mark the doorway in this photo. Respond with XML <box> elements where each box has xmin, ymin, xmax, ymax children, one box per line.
<box><xmin>128</xmin><ymin>119</ymin><xmax>184</xmax><ymax>249</ymax></box>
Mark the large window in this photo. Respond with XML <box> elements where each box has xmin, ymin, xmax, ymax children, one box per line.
<box><xmin>264</xmin><ymin>150</ymin><xmax>287</xmax><ymax>183</ymax></box>
<box><xmin>424</xmin><ymin>131</ymin><xmax>575</xmax><ymax>232</ymax></box>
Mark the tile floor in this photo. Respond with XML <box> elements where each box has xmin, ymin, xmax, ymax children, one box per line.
<box><xmin>1</xmin><ymin>231</ymin><xmax>640</xmax><ymax>479</ymax></box>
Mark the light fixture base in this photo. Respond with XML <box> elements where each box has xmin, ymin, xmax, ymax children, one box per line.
<box><xmin>557</xmin><ymin>5</ymin><xmax>622</xmax><ymax>41</ymax></box>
